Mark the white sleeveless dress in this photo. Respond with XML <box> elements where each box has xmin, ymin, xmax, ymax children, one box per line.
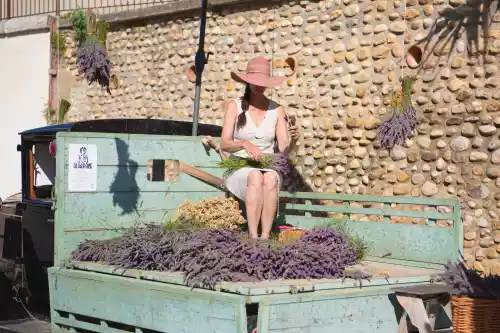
<box><xmin>223</xmin><ymin>97</ymin><xmax>282</xmax><ymax>203</ymax></box>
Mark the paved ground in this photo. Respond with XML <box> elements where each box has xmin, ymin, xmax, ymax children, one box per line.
<box><xmin>0</xmin><ymin>318</ymin><xmax>51</xmax><ymax>333</ymax></box>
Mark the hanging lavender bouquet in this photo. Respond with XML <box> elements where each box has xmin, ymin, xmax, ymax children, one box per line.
<box><xmin>74</xmin><ymin>10</ymin><xmax>112</xmax><ymax>94</ymax></box>
<box><xmin>76</xmin><ymin>35</ymin><xmax>111</xmax><ymax>94</ymax></box>
<box><xmin>378</xmin><ymin>76</ymin><xmax>418</xmax><ymax>149</ymax></box>
<box><xmin>219</xmin><ymin>153</ymin><xmax>297</xmax><ymax>191</ymax></box>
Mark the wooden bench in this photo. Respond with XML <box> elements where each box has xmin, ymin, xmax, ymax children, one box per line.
<box><xmin>393</xmin><ymin>284</ymin><xmax>452</xmax><ymax>333</ymax></box>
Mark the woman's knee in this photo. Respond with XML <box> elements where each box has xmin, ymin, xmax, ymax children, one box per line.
<box><xmin>263</xmin><ymin>172</ymin><xmax>278</xmax><ymax>190</ymax></box>
<box><xmin>247</xmin><ymin>171</ymin><xmax>263</xmax><ymax>188</ymax></box>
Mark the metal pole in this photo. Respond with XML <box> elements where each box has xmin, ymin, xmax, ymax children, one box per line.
<box><xmin>191</xmin><ymin>0</ymin><xmax>209</xmax><ymax>136</ymax></box>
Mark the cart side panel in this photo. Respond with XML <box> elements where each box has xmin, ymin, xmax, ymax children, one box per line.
<box><xmin>257</xmin><ymin>291</ymin><xmax>400</xmax><ymax>333</ymax></box>
<box><xmin>278</xmin><ymin>192</ymin><xmax>462</xmax><ymax>269</ymax></box>
<box><xmin>54</xmin><ymin>132</ymin><xmax>226</xmax><ymax>266</ymax></box>
<box><xmin>48</xmin><ymin>267</ymin><xmax>248</xmax><ymax>333</ymax></box>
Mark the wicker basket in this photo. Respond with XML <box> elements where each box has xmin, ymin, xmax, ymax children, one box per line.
<box><xmin>452</xmin><ymin>296</ymin><xmax>500</xmax><ymax>333</ymax></box>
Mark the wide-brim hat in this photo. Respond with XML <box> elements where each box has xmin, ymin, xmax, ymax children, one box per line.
<box><xmin>231</xmin><ymin>56</ymin><xmax>286</xmax><ymax>88</ymax></box>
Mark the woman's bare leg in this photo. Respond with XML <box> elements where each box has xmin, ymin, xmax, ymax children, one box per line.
<box><xmin>260</xmin><ymin>172</ymin><xmax>278</xmax><ymax>239</ymax></box>
<box><xmin>245</xmin><ymin>171</ymin><xmax>264</xmax><ymax>238</ymax></box>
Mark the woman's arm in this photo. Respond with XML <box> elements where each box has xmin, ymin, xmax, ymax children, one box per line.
<box><xmin>220</xmin><ymin>100</ymin><xmax>247</xmax><ymax>153</ymax></box>
<box><xmin>276</xmin><ymin>106</ymin><xmax>292</xmax><ymax>154</ymax></box>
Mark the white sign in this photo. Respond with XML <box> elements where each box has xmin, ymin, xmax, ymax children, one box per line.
<box><xmin>68</xmin><ymin>144</ymin><xmax>98</xmax><ymax>192</ymax></box>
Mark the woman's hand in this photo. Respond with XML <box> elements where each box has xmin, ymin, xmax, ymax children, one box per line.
<box><xmin>288</xmin><ymin>124</ymin><xmax>299</xmax><ymax>141</ymax></box>
<box><xmin>287</xmin><ymin>115</ymin><xmax>299</xmax><ymax>141</ymax></box>
<box><xmin>243</xmin><ymin>141</ymin><xmax>262</xmax><ymax>160</ymax></box>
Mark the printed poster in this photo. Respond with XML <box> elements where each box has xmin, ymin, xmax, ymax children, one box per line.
<box><xmin>68</xmin><ymin>144</ymin><xmax>97</xmax><ymax>192</ymax></box>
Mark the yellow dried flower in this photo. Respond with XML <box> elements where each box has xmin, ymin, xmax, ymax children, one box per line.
<box><xmin>175</xmin><ymin>197</ymin><xmax>246</xmax><ymax>230</ymax></box>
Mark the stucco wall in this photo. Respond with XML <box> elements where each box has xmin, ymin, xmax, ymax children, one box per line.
<box><xmin>0</xmin><ymin>31</ymin><xmax>50</xmax><ymax>200</ymax></box>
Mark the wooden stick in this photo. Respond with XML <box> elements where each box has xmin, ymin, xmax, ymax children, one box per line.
<box><xmin>178</xmin><ymin>161</ymin><xmax>225</xmax><ymax>189</ymax></box>
<box><xmin>28</xmin><ymin>150</ymin><xmax>36</xmax><ymax>200</ymax></box>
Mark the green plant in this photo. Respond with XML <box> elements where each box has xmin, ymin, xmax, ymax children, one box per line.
<box><xmin>60</xmin><ymin>11</ymin><xmax>73</xmax><ymax>20</ymax></box>
<box><xmin>97</xmin><ymin>20</ymin><xmax>109</xmax><ymax>47</ymax></box>
<box><xmin>44</xmin><ymin>99</ymin><xmax>71</xmax><ymax>125</ymax></box>
<box><xmin>70</xmin><ymin>9</ymin><xmax>87</xmax><ymax>46</ymax></box>
<box><xmin>328</xmin><ymin>217</ymin><xmax>371</xmax><ymax>261</ymax></box>
<box><xmin>58</xmin><ymin>99</ymin><xmax>71</xmax><ymax>124</ymax></box>
<box><xmin>43</xmin><ymin>107</ymin><xmax>57</xmax><ymax>124</ymax></box>
<box><xmin>51</xmin><ymin>32</ymin><xmax>66</xmax><ymax>57</ymax></box>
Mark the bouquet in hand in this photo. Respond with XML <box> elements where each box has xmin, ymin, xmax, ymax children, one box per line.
<box><xmin>218</xmin><ymin>153</ymin><xmax>294</xmax><ymax>184</ymax></box>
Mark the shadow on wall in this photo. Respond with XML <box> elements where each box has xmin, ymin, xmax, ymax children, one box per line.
<box><xmin>109</xmin><ymin>138</ymin><xmax>140</xmax><ymax>216</ymax></box>
<box><xmin>413</xmin><ymin>0</ymin><xmax>498</xmax><ymax>71</ymax></box>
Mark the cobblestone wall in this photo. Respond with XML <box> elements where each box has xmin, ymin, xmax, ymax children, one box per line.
<box><xmin>59</xmin><ymin>0</ymin><xmax>500</xmax><ymax>273</ymax></box>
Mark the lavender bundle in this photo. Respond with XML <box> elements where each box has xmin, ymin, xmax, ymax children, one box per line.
<box><xmin>72</xmin><ymin>226</ymin><xmax>359</xmax><ymax>289</ymax></box>
<box><xmin>219</xmin><ymin>153</ymin><xmax>296</xmax><ymax>191</ymax></box>
<box><xmin>378</xmin><ymin>76</ymin><xmax>418</xmax><ymax>149</ymax></box>
<box><xmin>440</xmin><ymin>260</ymin><xmax>500</xmax><ymax>299</ymax></box>
<box><xmin>76</xmin><ymin>35</ymin><xmax>111</xmax><ymax>94</ymax></box>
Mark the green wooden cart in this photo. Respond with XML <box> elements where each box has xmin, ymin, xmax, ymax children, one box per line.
<box><xmin>48</xmin><ymin>131</ymin><xmax>461</xmax><ymax>333</ymax></box>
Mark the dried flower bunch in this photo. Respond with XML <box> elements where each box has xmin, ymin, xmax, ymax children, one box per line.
<box><xmin>71</xmin><ymin>226</ymin><xmax>361</xmax><ymax>289</ymax></box>
<box><xmin>378</xmin><ymin>76</ymin><xmax>418</xmax><ymax>149</ymax></box>
<box><xmin>440</xmin><ymin>259</ymin><xmax>500</xmax><ymax>299</ymax></box>
<box><xmin>175</xmin><ymin>197</ymin><xmax>245</xmax><ymax>230</ymax></box>
<box><xmin>219</xmin><ymin>153</ymin><xmax>297</xmax><ymax>192</ymax></box>
<box><xmin>71</xmin><ymin>9</ymin><xmax>112</xmax><ymax>94</ymax></box>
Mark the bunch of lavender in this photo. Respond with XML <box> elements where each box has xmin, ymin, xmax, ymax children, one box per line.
<box><xmin>219</xmin><ymin>153</ymin><xmax>295</xmax><ymax>186</ymax></box>
<box><xmin>440</xmin><ymin>260</ymin><xmax>500</xmax><ymax>299</ymax></box>
<box><xmin>71</xmin><ymin>226</ymin><xmax>360</xmax><ymax>289</ymax></box>
<box><xmin>378</xmin><ymin>76</ymin><xmax>418</xmax><ymax>149</ymax></box>
<box><xmin>76</xmin><ymin>35</ymin><xmax>111</xmax><ymax>94</ymax></box>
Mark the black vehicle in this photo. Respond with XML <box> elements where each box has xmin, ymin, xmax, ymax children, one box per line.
<box><xmin>0</xmin><ymin>118</ymin><xmax>222</xmax><ymax>317</ymax></box>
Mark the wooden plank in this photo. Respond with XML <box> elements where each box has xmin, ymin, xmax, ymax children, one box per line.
<box><xmin>280</xmin><ymin>191</ymin><xmax>460</xmax><ymax>207</ymax></box>
<box><xmin>63</xmin><ymin>165</ymin><xmax>225</xmax><ymax>193</ymax></box>
<box><xmin>282</xmin><ymin>215</ymin><xmax>460</xmax><ymax>266</ymax></box>
<box><xmin>54</xmin><ymin>134</ymin><xmax>68</xmax><ymax>268</ymax></box>
<box><xmin>69</xmin><ymin>261</ymin><xmax>438</xmax><ymax>300</ymax></box>
<box><xmin>393</xmin><ymin>284</ymin><xmax>450</xmax><ymax>298</ymax></box>
<box><xmin>179</xmin><ymin>161</ymin><xmax>225</xmax><ymax>188</ymax></box>
<box><xmin>396</xmin><ymin>295</ymin><xmax>433</xmax><ymax>333</ymax></box>
<box><xmin>48</xmin><ymin>268</ymin><xmax>247</xmax><ymax>333</ymax></box>
<box><xmin>58</xmin><ymin>132</ymin><xmax>222</xmax><ymax>167</ymax></box>
<box><xmin>62</xmin><ymin>191</ymin><xmax>224</xmax><ymax>219</ymax></box>
<box><xmin>283</xmin><ymin>203</ymin><xmax>454</xmax><ymax>220</ymax></box>
<box><xmin>258</xmin><ymin>293</ymin><xmax>401</xmax><ymax>332</ymax></box>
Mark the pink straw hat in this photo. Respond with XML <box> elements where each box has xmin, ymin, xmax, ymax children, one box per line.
<box><xmin>231</xmin><ymin>56</ymin><xmax>286</xmax><ymax>88</ymax></box>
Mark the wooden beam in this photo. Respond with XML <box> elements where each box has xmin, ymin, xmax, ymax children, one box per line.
<box><xmin>47</xmin><ymin>16</ymin><xmax>58</xmax><ymax>119</ymax></box>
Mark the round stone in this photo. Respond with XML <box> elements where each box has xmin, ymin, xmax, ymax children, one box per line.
<box><xmin>492</xmin><ymin>149</ymin><xmax>500</xmax><ymax>164</ymax></box>
<box><xmin>412</xmin><ymin>173</ymin><xmax>426</xmax><ymax>185</ymax></box>
<box><xmin>391</xmin><ymin>146</ymin><xmax>407</xmax><ymax>160</ymax></box>
<box><xmin>479</xmin><ymin>125</ymin><xmax>497</xmax><ymax>136</ymax></box>
<box><xmin>422</xmin><ymin>181</ymin><xmax>439</xmax><ymax>196</ymax></box>
<box><xmin>450</xmin><ymin>136</ymin><xmax>471</xmax><ymax>152</ymax></box>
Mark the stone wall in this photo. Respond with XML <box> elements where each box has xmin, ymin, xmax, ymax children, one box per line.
<box><xmin>58</xmin><ymin>0</ymin><xmax>500</xmax><ymax>273</ymax></box>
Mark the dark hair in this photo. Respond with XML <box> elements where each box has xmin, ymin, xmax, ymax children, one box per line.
<box><xmin>236</xmin><ymin>84</ymin><xmax>251</xmax><ymax>130</ymax></box>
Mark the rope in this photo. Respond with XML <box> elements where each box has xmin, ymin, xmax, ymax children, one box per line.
<box><xmin>401</xmin><ymin>0</ymin><xmax>407</xmax><ymax>83</ymax></box>
<box><xmin>271</xmin><ymin>4</ymin><xmax>277</xmax><ymax>103</ymax></box>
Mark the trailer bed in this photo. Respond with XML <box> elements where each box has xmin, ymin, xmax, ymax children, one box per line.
<box><xmin>47</xmin><ymin>133</ymin><xmax>461</xmax><ymax>333</ymax></box>
<box><xmin>68</xmin><ymin>260</ymin><xmax>442</xmax><ymax>297</ymax></box>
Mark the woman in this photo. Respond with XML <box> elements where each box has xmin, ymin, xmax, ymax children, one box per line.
<box><xmin>220</xmin><ymin>56</ymin><xmax>299</xmax><ymax>239</ymax></box>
